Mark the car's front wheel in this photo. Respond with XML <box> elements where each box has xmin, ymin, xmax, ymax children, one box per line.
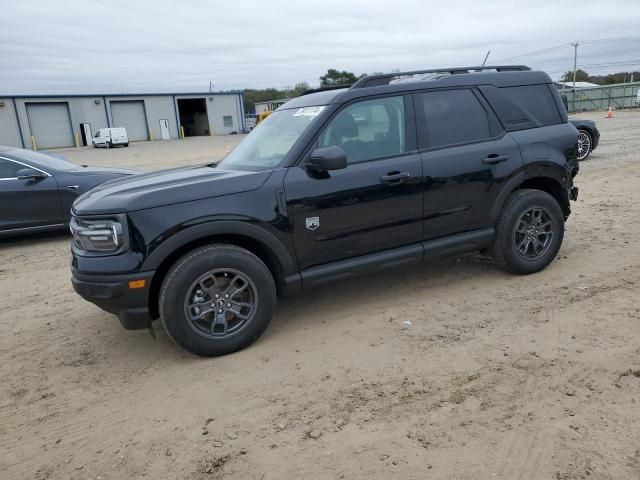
<box><xmin>577</xmin><ymin>129</ymin><xmax>593</xmax><ymax>160</ymax></box>
<box><xmin>492</xmin><ymin>189</ymin><xmax>564</xmax><ymax>274</ymax></box>
<box><xmin>159</xmin><ymin>244</ymin><xmax>276</xmax><ymax>356</ymax></box>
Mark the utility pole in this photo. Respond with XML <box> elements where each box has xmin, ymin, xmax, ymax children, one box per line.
<box><xmin>571</xmin><ymin>42</ymin><xmax>579</xmax><ymax>113</ymax></box>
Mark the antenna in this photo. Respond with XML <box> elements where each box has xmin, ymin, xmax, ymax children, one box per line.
<box><xmin>481</xmin><ymin>50</ymin><xmax>491</xmax><ymax>67</ymax></box>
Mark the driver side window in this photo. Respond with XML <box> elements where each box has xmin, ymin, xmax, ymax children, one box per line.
<box><xmin>318</xmin><ymin>96</ymin><xmax>405</xmax><ymax>163</ymax></box>
<box><xmin>0</xmin><ymin>159</ymin><xmax>23</xmax><ymax>179</ymax></box>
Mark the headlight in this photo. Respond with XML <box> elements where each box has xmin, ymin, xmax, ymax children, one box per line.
<box><xmin>70</xmin><ymin>216</ymin><xmax>124</xmax><ymax>253</ymax></box>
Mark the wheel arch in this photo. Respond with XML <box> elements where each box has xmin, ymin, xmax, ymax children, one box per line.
<box><xmin>491</xmin><ymin>170</ymin><xmax>570</xmax><ymax>224</ymax></box>
<box><xmin>144</xmin><ymin>222</ymin><xmax>300</xmax><ymax>319</ymax></box>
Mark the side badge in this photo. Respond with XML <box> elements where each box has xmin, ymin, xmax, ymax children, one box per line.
<box><xmin>306</xmin><ymin>216</ymin><xmax>320</xmax><ymax>231</ymax></box>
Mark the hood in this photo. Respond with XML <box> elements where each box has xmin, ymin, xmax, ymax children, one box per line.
<box><xmin>72</xmin><ymin>164</ymin><xmax>273</xmax><ymax>215</ymax></box>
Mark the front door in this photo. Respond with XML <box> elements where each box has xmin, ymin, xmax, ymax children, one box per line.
<box><xmin>159</xmin><ymin>119</ymin><xmax>170</xmax><ymax>140</ymax></box>
<box><xmin>414</xmin><ymin>89</ymin><xmax>524</xmax><ymax>239</ymax></box>
<box><xmin>0</xmin><ymin>158</ymin><xmax>62</xmax><ymax>231</ymax></box>
<box><xmin>284</xmin><ymin>95</ymin><xmax>423</xmax><ymax>271</ymax></box>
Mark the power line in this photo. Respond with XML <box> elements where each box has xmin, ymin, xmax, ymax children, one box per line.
<box><xmin>493</xmin><ymin>43</ymin><xmax>571</xmax><ymax>63</ymax></box>
<box><xmin>493</xmin><ymin>37</ymin><xmax>640</xmax><ymax>64</ymax></box>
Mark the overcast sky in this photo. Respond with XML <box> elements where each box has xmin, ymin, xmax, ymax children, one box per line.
<box><xmin>1</xmin><ymin>0</ymin><xmax>639</xmax><ymax>94</ymax></box>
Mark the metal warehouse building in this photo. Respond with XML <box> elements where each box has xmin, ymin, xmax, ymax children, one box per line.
<box><xmin>0</xmin><ymin>92</ymin><xmax>245</xmax><ymax>150</ymax></box>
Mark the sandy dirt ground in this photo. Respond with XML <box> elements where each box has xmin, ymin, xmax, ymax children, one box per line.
<box><xmin>47</xmin><ymin>135</ymin><xmax>247</xmax><ymax>172</ymax></box>
<box><xmin>1</xmin><ymin>111</ymin><xmax>639</xmax><ymax>480</ymax></box>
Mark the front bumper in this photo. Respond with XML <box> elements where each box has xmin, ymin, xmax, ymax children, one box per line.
<box><xmin>71</xmin><ymin>269</ymin><xmax>155</xmax><ymax>330</ymax></box>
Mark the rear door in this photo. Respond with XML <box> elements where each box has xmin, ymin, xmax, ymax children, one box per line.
<box><xmin>284</xmin><ymin>95</ymin><xmax>423</xmax><ymax>271</ymax></box>
<box><xmin>414</xmin><ymin>88</ymin><xmax>524</xmax><ymax>239</ymax></box>
<box><xmin>0</xmin><ymin>157</ymin><xmax>63</xmax><ymax>231</ymax></box>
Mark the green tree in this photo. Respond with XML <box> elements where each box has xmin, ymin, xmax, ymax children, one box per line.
<box><xmin>291</xmin><ymin>82</ymin><xmax>311</xmax><ymax>96</ymax></box>
<box><xmin>319</xmin><ymin>69</ymin><xmax>359</xmax><ymax>86</ymax></box>
<box><xmin>561</xmin><ymin>69</ymin><xmax>589</xmax><ymax>83</ymax></box>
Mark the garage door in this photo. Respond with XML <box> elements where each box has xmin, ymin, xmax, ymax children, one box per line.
<box><xmin>110</xmin><ymin>101</ymin><xmax>149</xmax><ymax>141</ymax></box>
<box><xmin>26</xmin><ymin>102</ymin><xmax>74</xmax><ymax>149</ymax></box>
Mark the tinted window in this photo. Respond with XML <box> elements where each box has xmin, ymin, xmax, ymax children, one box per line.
<box><xmin>318</xmin><ymin>96</ymin><xmax>405</xmax><ymax>163</ymax></box>
<box><xmin>0</xmin><ymin>158</ymin><xmax>24</xmax><ymax>179</ymax></box>
<box><xmin>418</xmin><ymin>89</ymin><xmax>493</xmax><ymax>149</ymax></box>
<box><xmin>6</xmin><ymin>149</ymin><xmax>77</xmax><ymax>172</ymax></box>
<box><xmin>500</xmin><ymin>85</ymin><xmax>561</xmax><ymax>126</ymax></box>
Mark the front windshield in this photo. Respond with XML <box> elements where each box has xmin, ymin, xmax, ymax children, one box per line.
<box><xmin>218</xmin><ymin>106</ymin><xmax>326</xmax><ymax>171</ymax></box>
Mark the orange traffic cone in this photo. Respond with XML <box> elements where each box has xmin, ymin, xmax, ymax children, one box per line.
<box><xmin>606</xmin><ymin>107</ymin><xmax>614</xmax><ymax>119</ymax></box>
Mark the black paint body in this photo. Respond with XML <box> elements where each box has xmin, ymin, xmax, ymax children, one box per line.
<box><xmin>70</xmin><ymin>69</ymin><xmax>580</xmax><ymax>329</ymax></box>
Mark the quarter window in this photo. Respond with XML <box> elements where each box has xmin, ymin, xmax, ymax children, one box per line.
<box><xmin>500</xmin><ymin>85</ymin><xmax>562</xmax><ymax>126</ymax></box>
<box><xmin>0</xmin><ymin>159</ymin><xmax>24</xmax><ymax>179</ymax></box>
<box><xmin>417</xmin><ymin>89</ymin><xmax>494</xmax><ymax>149</ymax></box>
<box><xmin>318</xmin><ymin>96</ymin><xmax>405</xmax><ymax>163</ymax></box>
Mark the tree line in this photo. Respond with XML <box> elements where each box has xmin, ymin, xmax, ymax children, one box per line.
<box><xmin>243</xmin><ymin>68</ymin><xmax>640</xmax><ymax>113</ymax></box>
<box><xmin>560</xmin><ymin>69</ymin><xmax>639</xmax><ymax>85</ymax></box>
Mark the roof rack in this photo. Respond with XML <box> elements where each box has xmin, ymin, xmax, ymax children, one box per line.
<box><xmin>300</xmin><ymin>84</ymin><xmax>353</xmax><ymax>96</ymax></box>
<box><xmin>350</xmin><ymin>65</ymin><xmax>531</xmax><ymax>89</ymax></box>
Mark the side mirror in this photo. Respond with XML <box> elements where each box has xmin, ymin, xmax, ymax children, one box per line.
<box><xmin>16</xmin><ymin>168</ymin><xmax>47</xmax><ymax>181</ymax></box>
<box><xmin>307</xmin><ymin>146</ymin><xmax>348</xmax><ymax>172</ymax></box>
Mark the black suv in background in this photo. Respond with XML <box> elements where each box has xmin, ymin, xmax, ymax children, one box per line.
<box><xmin>71</xmin><ymin>65</ymin><xmax>579</xmax><ymax>356</ymax></box>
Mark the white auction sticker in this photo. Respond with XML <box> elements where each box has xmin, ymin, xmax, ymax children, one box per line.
<box><xmin>293</xmin><ymin>106</ymin><xmax>325</xmax><ymax>117</ymax></box>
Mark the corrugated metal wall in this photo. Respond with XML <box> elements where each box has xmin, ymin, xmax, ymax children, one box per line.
<box><xmin>0</xmin><ymin>93</ymin><xmax>245</xmax><ymax>149</ymax></box>
<box><xmin>560</xmin><ymin>81</ymin><xmax>640</xmax><ymax>112</ymax></box>
<box><xmin>0</xmin><ymin>99</ymin><xmax>23</xmax><ymax>148</ymax></box>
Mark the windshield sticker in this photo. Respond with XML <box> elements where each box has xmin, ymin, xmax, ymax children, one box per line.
<box><xmin>293</xmin><ymin>106</ymin><xmax>325</xmax><ymax>117</ymax></box>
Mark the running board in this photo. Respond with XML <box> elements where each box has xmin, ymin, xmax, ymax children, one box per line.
<box><xmin>300</xmin><ymin>228</ymin><xmax>494</xmax><ymax>288</ymax></box>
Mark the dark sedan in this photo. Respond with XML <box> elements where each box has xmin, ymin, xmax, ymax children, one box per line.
<box><xmin>0</xmin><ymin>146</ymin><xmax>139</xmax><ymax>237</ymax></box>
<box><xmin>569</xmin><ymin>119</ymin><xmax>600</xmax><ymax>161</ymax></box>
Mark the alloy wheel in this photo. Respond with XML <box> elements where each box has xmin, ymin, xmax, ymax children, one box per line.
<box><xmin>577</xmin><ymin>131</ymin><xmax>591</xmax><ymax>160</ymax></box>
<box><xmin>184</xmin><ymin>269</ymin><xmax>258</xmax><ymax>339</ymax></box>
<box><xmin>513</xmin><ymin>207</ymin><xmax>554</xmax><ymax>260</ymax></box>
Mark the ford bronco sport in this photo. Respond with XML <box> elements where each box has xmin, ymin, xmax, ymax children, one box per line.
<box><xmin>71</xmin><ymin>65</ymin><xmax>580</xmax><ymax>356</ymax></box>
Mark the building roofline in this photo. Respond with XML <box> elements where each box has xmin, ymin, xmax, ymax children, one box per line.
<box><xmin>0</xmin><ymin>92</ymin><xmax>244</xmax><ymax>99</ymax></box>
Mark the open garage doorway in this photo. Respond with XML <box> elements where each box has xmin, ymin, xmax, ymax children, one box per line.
<box><xmin>177</xmin><ymin>98</ymin><xmax>210</xmax><ymax>137</ymax></box>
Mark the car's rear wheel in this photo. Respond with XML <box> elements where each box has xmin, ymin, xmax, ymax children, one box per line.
<box><xmin>492</xmin><ymin>189</ymin><xmax>564</xmax><ymax>274</ymax></box>
<box><xmin>577</xmin><ymin>129</ymin><xmax>593</xmax><ymax>160</ymax></box>
<box><xmin>92</xmin><ymin>142</ymin><xmax>96</xmax><ymax>148</ymax></box>
<box><xmin>159</xmin><ymin>244</ymin><xmax>276</xmax><ymax>356</ymax></box>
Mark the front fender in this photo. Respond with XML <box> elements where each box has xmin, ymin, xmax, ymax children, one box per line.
<box><xmin>140</xmin><ymin>220</ymin><xmax>298</xmax><ymax>278</ymax></box>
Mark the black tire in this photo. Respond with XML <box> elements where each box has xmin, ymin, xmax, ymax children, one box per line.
<box><xmin>159</xmin><ymin>244</ymin><xmax>276</xmax><ymax>356</ymax></box>
<box><xmin>92</xmin><ymin>142</ymin><xmax>96</xmax><ymax>148</ymax></box>
<box><xmin>492</xmin><ymin>189</ymin><xmax>564</xmax><ymax>274</ymax></box>
<box><xmin>124</xmin><ymin>143</ymin><xmax>129</xmax><ymax>147</ymax></box>
<box><xmin>577</xmin><ymin>129</ymin><xmax>593</xmax><ymax>161</ymax></box>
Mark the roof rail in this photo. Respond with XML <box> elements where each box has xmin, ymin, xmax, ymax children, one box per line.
<box><xmin>300</xmin><ymin>84</ymin><xmax>353</xmax><ymax>96</ymax></box>
<box><xmin>350</xmin><ymin>65</ymin><xmax>531</xmax><ymax>89</ymax></box>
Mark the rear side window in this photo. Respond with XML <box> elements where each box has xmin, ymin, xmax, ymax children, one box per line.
<box><xmin>416</xmin><ymin>89</ymin><xmax>496</xmax><ymax>149</ymax></box>
<box><xmin>500</xmin><ymin>85</ymin><xmax>561</xmax><ymax>126</ymax></box>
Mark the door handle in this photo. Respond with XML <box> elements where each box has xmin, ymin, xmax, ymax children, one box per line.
<box><xmin>380</xmin><ymin>171</ymin><xmax>411</xmax><ymax>184</ymax></box>
<box><xmin>64</xmin><ymin>185</ymin><xmax>80</xmax><ymax>190</ymax></box>
<box><xmin>482</xmin><ymin>154</ymin><xmax>509</xmax><ymax>165</ymax></box>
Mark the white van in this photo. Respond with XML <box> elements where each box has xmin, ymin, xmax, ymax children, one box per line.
<box><xmin>92</xmin><ymin>128</ymin><xmax>129</xmax><ymax>148</ymax></box>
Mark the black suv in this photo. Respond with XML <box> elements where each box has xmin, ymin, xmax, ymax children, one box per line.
<box><xmin>71</xmin><ymin>65</ymin><xmax>579</xmax><ymax>356</ymax></box>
